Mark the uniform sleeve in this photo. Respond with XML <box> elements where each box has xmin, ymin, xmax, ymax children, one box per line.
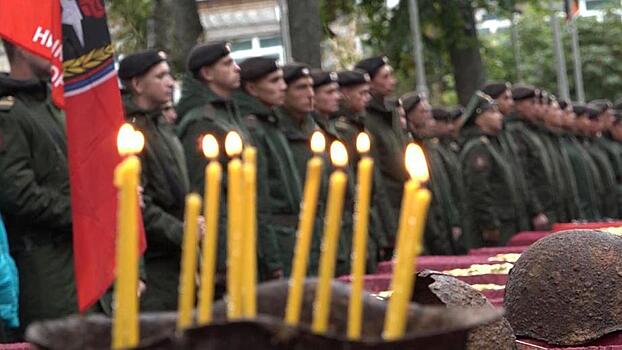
<box><xmin>462</xmin><ymin>148</ymin><xmax>500</xmax><ymax>232</ymax></box>
<box><xmin>246</xmin><ymin>122</ymin><xmax>284</xmax><ymax>276</ymax></box>
<box><xmin>0</xmin><ymin>115</ymin><xmax>72</xmax><ymax>230</ymax></box>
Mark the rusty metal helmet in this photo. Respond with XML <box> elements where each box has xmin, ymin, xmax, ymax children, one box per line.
<box><xmin>504</xmin><ymin>230</ymin><xmax>622</xmax><ymax>345</ymax></box>
<box><xmin>412</xmin><ymin>270</ymin><xmax>516</xmax><ymax>350</ymax></box>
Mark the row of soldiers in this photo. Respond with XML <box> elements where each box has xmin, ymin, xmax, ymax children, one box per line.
<box><xmin>2</xmin><ymin>35</ymin><xmax>621</xmax><ymax>335</ymax></box>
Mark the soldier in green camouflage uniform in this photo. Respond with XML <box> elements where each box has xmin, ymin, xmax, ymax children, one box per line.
<box><xmin>118</xmin><ymin>51</ymin><xmax>191</xmax><ymax>311</ymax></box>
<box><xmin>459</xmin><ymin>92</ymin><xmax>527</xmax><ymax>248</ymax></box>
<box><xmin>355</xmin><ymin>56</ymin><xmax>408</xmax><ymax>250</ymax></box>
<box><xmin>0</xmin><ymin>41</ymin><xmax>77</xmax><ymax>335</ymax></box>
<box><xmin>233</xmin><ymin>57</ymin><xmax>302</xmax><ymax>277</ymax></box>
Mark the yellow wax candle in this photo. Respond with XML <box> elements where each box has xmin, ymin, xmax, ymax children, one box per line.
<box><xmin>312</xmin><ymin>141</ymin><xmax>348</xmax><ymax>334</ymax></box>
<box><xmin>197</xmin><ymin>134</ymin><xmax>222</xmax><ymax>325</ymax></box>
<box><xmin>383</xmin><ymin>143</ymin><xmax>431</xmax><ymax>340</ymax></box>
<box><xmin>285</xmin><ymin>131</ymin><xmax>325</xmax><ymax>326</ymax></box>
<box><xmin>242</xmin><ymin>146</ymin><xmax>257</xmax><ymax>318</ymax></box>
<box><xmin>347</xmin><ymin>133</ymin><xmax>374</xmax><ymax>339</ymax></box>
<box><xmin>226</xmin><ymin>131</ymin><xmax>244</xmax><ymax>319</ymax></box>
<box><xmin>177</xmin><ymin>194</ymin><xmax>202</xmax><ymax>330</ymax></box>
<box><xmin>112</xmin><ymin>123</ymin><xmax>144</xmax><ymax>350</ymax></box>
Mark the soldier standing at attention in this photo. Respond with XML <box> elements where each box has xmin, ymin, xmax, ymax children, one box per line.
<box><xmin>332</xmin><ymin>70</ymin><xmax>396</xmax><ymax>261</ymax></box>
<box><xmin>119</xmin><ymin>51</ymin><xmax>198</xmax><ymax>311</ymax></box>
<box><xmin>0</xmin><ymin>40</ymin><xmax>77</xmax><ymax>336</ymax></box>
<box><xmin>459</xmin><ymin>92</ymin><xmax>526</xmax><ymax>248</ymax></box>
<box><xmin>355</xmin><ymin>56</ymin><xmax>408</xmax><ymax>250</ymax></box>
<box><xmin>233</xmin><ymin>57</ymin><xmax>300</xmax><ymax>278</ymax></box>
<box><xmin>497</xmin><ymin>84</ymin><xmax>551</xmax><ymax>230</ymax></box>
<box><xmin>402</xmin><ymin>92</ymin><xmax>461</xmax><ymax>255</ymax></box>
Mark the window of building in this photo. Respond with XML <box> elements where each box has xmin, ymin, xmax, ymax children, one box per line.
<box><xmin>259</xmin><ymin>36</ymin><xmax>281</xmax><ymax>48</ymax></box>
<box><xmin>585</xmin><ymin>0</ymin><xmax>619</xmax><ymax>10</ymax></box>
<box><xmin>231</xmin><ymin>39</ymin><xmax>253</xmax><ymax>51</ymax></box>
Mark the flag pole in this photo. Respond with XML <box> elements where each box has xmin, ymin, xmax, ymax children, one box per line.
<box><xmin>569</xmin><ymin>18</ymin><xmax>585</xmax><ymax>103</ymax></box>
<box><xmin>408</xmin><ymin>0</ymin><xmax>428</xmax><ymax>96</ymax></box>
<box><xmin>549</xmin><ymin>0</ymin><xmax>570</xmax><ymax>101</ymax></box>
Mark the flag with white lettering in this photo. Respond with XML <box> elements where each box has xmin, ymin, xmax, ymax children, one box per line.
<box><xmin>1</xmin><ymin>0</ymin><xmax>146</xmax><ymax>311</ymax></box>
<box><xmin>0</xmin><ymin>0</ymin><xmax>64</xmax><ymax>106</ymax></box>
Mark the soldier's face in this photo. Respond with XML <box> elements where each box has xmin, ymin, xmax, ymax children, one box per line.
<box><xmin>284</xmin><ymin>76</ymin><xmax>314</xmax><ymax>114</ymax></box>
<box><xmin>600</xmin><ymin>110</ymin><xmax>614</xmax><ymax>130</ymax></box>
<box><xmin>562</xmin><ymin>106</ymin><xmax>576</xmax><ymax>130</ymax></box>
<box><xmin>247</xmin><ymin>69</ymin><xmax>287</xmax><ymax>107</ymax></box>
<box><xmin>546</xmin><ymin>102</ymin><xmax>563</xmax><ymax>128</ymax></box>
<box><xmin>611</xmin><ymin>122</ymin><xmax>622</xmax><ymax>141</ymax></box>
<box><xmin>576</xmin><ymin>115</ymin><xmax>591</xmax><ymax>134</ymax></box>
<box><xmin>371</xmin><ymin>65</ymin><xmax>396</xmax><ymax>97</ymax></box>
<box><xmin>435</xmin><ymin>121</ymin><xmax>455</xmax><ymax>138</ymax></box>
<box><xmin>201</xmin><ymin>55</ymin><xmax>240</xmax><ymax>91</ymax></box>
<box><xmin>341</xmin><ymin>84</ymin><xmax>371</xmax><ymax>113</ymax></box>
<box><xmin>17</xmin><ymin>48</ymin><xmax>52</xmax><ymax>80</ymax></box>
<box><xmin>406</xmin><ymin>99</ymin><xmax>432</xmax><ymax>131</ymax></box>
<box><xmin>515</xmin><ymin>99</ymin><xmax>535</xmax><ymax>120</ymax></box>
<box><xmin>133</xmin><ymin>62</ymin><xmax>175</xmax><ymax>106</ymax></box>
<box><xmin>495</xmin><ymin>90</ymin><xmax>514</xmax><ymax>116</ymax></box>
<box><xmin>476</xmin><ymin>108</ymin><xmax>503</xmax><ymax>134</ymax></box>
<box><xmin>314</xmin><ymin>82</ymin><xmax>341</xmax><ymax>115</ymax></box>
<box><xmin>161</xmin><ymin>102</ymin><xmax>177</xmax><ymax>124</ymax></box>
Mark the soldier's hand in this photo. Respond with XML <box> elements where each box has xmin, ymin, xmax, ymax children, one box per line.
<box><xmin>197</xmin><ymin>216</ymin><xmax>206</xmax><ymax>239</ymax></box>
<box><xmin>532</xmin><ymin>213</ymin><xmax>550</xmax><ymax>231</ymax></box>
<box><xmin>482</xmin><ymin>228</ymin><xmax>500</xmax><ymax>244</ymax></box>
<box><xmin>138</xmin><ymin>186</ymin><xmax>145</xmax><ymax>208</ymax></box>
<box><xmin>138</xmin><ymin>280</ymin><xmax>147</xmax><ymax>298</ymax></box>
<box><xmin>452</xmin><ymin>227</ymin><xmax>462</xmax><ymax>241</ymax></box>
<box><xmin>269</xmin><ymin>268</ymin><xmax>284</xmax><ymax>280</ymax></box>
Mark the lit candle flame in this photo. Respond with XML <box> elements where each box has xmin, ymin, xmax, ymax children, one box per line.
<box><xmin>330</xmin><ymin>141</ymin><xmax>348</xmax><ymax>167</ymax></box>
<box><xmin>405</xmin><ymin>143</ymin><xmax>429</xmax><ymax>183</ymax></box>
<box><xmin>356</xmin><ymin>132</ymin><xmax>370</xmax><ymax>154</ymax></box>
<box><xmin>225</xmin><ymin>131</ymin><xmax>243</xmax><ymax>157</ymax></box>
<box><xmin>310</xmin><ymin>131</ymin><xmax>326</xmax><ymax>154</ymax></box>
<box><xmin>202</xmin><ymin>134</ymin><xmax>219</xmax><ymax>160</ymax></box>
<box><xmin>117</xmin><ymin>123</ymin><xmax>145</xmax><ymax>156</ymax></box>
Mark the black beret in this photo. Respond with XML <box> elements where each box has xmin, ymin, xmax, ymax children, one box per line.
<box><xmin>118</xmin><ymin>50</ymin><xmax>167</xmax><ymax>80</ymax></box>
<box><xmin>588</xmin><ymin>99</ymin><xmax>612</xmax><ymax>113</ymax></box>
<box><xmin>586</xmin><ymin>105</ymin><xmax>600</xmax><ymax>120</ymax></box>
<box><xmin>310</xmin><ymin>69</ymin><xmax>338</xmax><ymax>88</ymax></box>
<box><xmin>450</xmin><ymin>107</ymin><xmax>464</xmax><ymax>120</ymax></box>
<box><xmin>481</xmin><ymin>81</ymin><xmax>511</xmax><ymax>99</ymax></box>
<box><xmin>187</xmin><ymin>41</ymin><xmax>232</xmax><ymax>73</ymax></box>
<box><xmin>558</xmin><ymin>99</ymin><xmax>570</xmax><ymax>110</ymax></box>
<box><xmin>461</xmin><ymin>91</ymin><xmax>497</xmax><ymax>127</ymax></box>
<box><xmin>239</xmin><ymin>56</ymin><xmax>280</xmax><ymax>83</ymax></box>
<box><xmin>282</xmin><ymin>63</ymin><xmax>311</xmax><ymax>85</ymax></box>
<box><xmin>512</xmin><ymin>85</ymin><xmax>537</xmax><ymax>101</ymax></box>
<box><xmin>432</xmin><ymin>107</ymin><xmax>451</xmax><ymax>122</ymax></box>
<box><xmin>401</xmin><ymin>91</ymin><xmax>425</xmax><ymax>114</ymax></box>
<box><xmin>354</xmin><ymin>55</ymin><xmax>389</xmax><ymax>79</ymax></box>
<box><xmin>337</xmin><ymin>70</ymin><xmax>370</xmax><ymax>87</ymax></box>
<box><xmin>573</xmin><ymin>103</ymin><xmax>587</xmax><ymax>116</ymax></box>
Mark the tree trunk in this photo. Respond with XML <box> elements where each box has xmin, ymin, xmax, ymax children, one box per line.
<box><xmin>441</xmin><ymin>0</ymin><xmax>485</xmax><ymax>106</ymax></box>
<box><xmin>149</xmin><ymin>0</ymin><xmax>203</xmax><ymax>74</ymax></box>
<box><xmin>287</xmin><ymin>0</ymin><xmax>322</xmax><ymax>68</ymax></box>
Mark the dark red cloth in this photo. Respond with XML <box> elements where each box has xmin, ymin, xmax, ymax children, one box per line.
<box><xmin>507</xmin><ymin>231</ymin><xmax>549</xmax><ymax>246</ymax></box>
<box><xmin>469</xmin><ymin>246</ymin><xmax>529</xmax><ymax>255</ymax></box>
<box><xmin>552</xmin><ymin>222</ymin><xmax>622</xmax><ymax>232</ymax></box>
<box><xmin>377</xmin><ymin>255</ymin><xmax>515</xmax><ymax>273</ymax></box>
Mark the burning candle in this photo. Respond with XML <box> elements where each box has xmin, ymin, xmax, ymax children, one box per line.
<box><xmin>197</xmin><ymin>134</ymin><xmax>222</xmax><ymax>325</ymax></box>
<box><xmin>347</xmin><ymin>132</ymin><xmax>373</xmax><ymax>339</ymax></box>
<box><xmin>242</xmin><ymin>146</ymin><xmax>258</xmax><ymax>318</ymax></box>
<box><xmin>312</xmin><ymin>140</ymin><xmax>348</xmax><ymax>334</ymax></box>
<box><xmin>226</xmin><ymin>131</ymin><xmax>244</xmax><ymax>319</ymax></box>
<box><xmin>112</xmin><ymin>123</ymin><xmax>144</xmax><ymax>350</ymax></box>
<box><xmin>285</xmin><ymin>131</ymin><xmax>326</xmax><ymax>326</ymax></box>
<box><xmin>383</xmin><ymin>143</ymin><xmax>431</xmax><ymax>340</ymax></box>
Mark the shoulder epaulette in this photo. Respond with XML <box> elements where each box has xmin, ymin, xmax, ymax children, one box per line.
<box><xmin>480</xmin><ymin>136</ymin><xmax>489</xmax><ymax>144</ymax></box>
<box><xmin>0</xmin><ymin>96</ymin><xmax>15</xmax><ymax>112</ymax></box>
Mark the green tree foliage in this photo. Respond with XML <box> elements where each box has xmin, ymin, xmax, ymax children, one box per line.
<box><xmin>107</xmin><ymin>0</ymin><xmax>151</xmax><ymax>55</ymax></box>
<box><xmin>483</xmin><ymin>6</ymin><xmax>622</xmax><ymax>102</ymax></box>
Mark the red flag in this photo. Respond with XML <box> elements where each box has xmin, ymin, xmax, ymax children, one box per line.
<box><xmin>0</xmin><ymin>0</ymin><xmax>64</xmax><ymax>107</ymax></box>
<box><xmin>565</xmin><ymin>0</ymin><xmax>580</xmax><ymax>21</ymax></box>
<box><xmin>1</xmin><ymin>0</ymin><xmax>146</xmax><ymax>311</ymax></box>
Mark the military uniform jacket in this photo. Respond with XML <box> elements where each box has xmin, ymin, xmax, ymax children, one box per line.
<box><xmin>560</xmin><ymin>135</ymin><xmax>601</xmax><ymax>220</ymax></box>
<box><xmin>234</xmin><ymin>91</ymin><xmax>302</xmax><ymax>276</ymax></box>
<box><xmin>363</xmin><ymin>96</ymin><xmax>408</xmax><ymax>227</ymax></box>
<box><xmin>331</xmin><ymin>107</ymin><xmax>396</xmax><ymax>257</ymax></box>
<box><xmin>0</xmin><ymin>75</ymin><xmax>77</xmax><ymax>327</ymax></box>
<box><xmin>501</xmin><ymin>115</ymin><xmax>553</xmax><ymax>222</ymax></box>
<box><xmin>595</xmin><ymin>135</ymin><xmax>622</xmax><ymax>217</ymax></box>
<box><xmin>460</xmin><ymin>127</ymin><xmax>528</xmax><ymax>248</ymax></box>
<box><xmin>583</xmin><ymin>136</ymin><xmax>618</xmax><ymax>219</ymax></box>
